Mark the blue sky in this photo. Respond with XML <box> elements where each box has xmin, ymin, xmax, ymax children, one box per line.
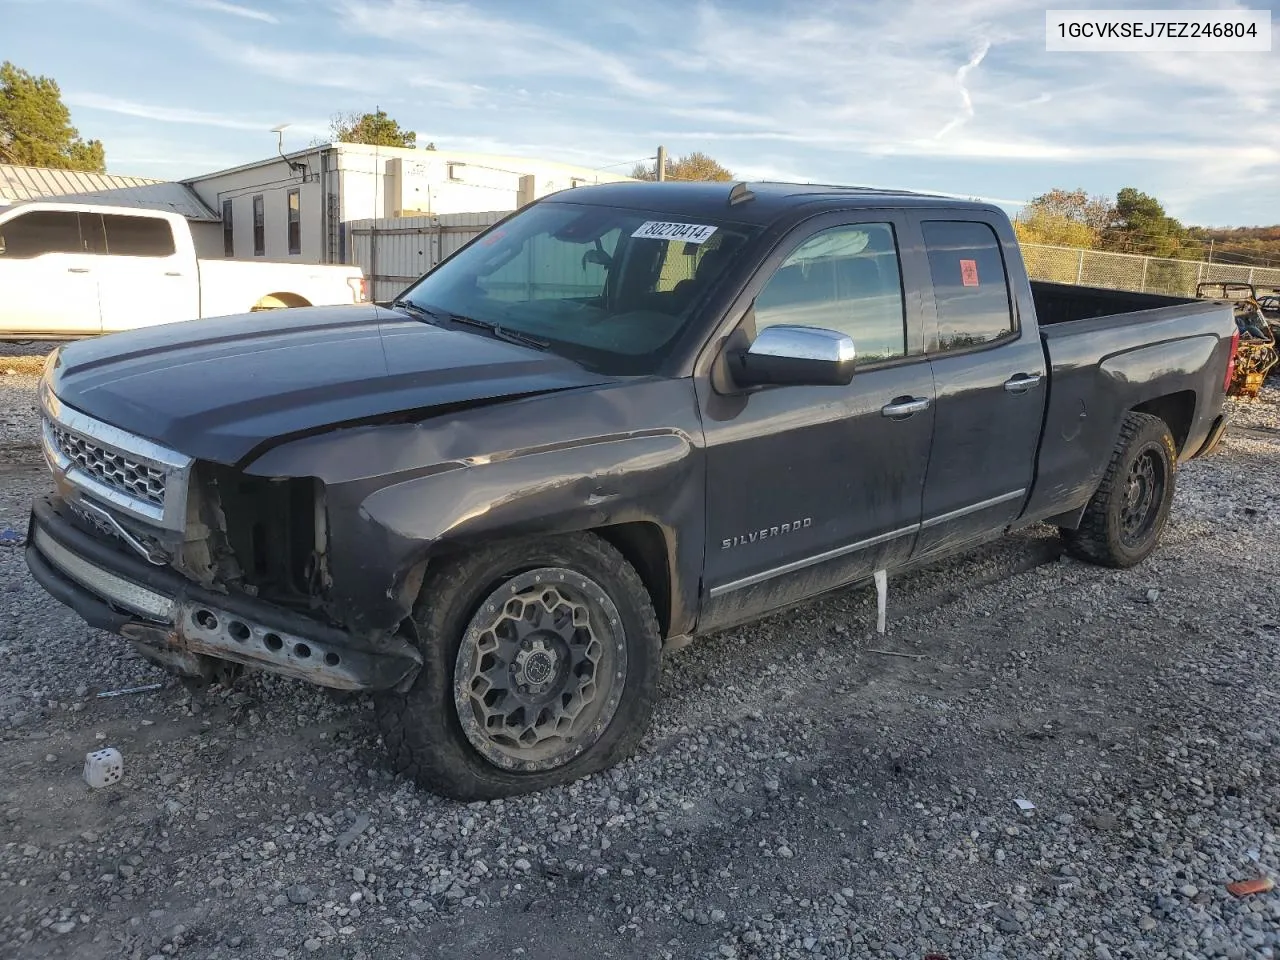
<box><xmin>4</xmin><ymin>0</ymin><xmax>1278</xmax><ymax>225</ymax></box>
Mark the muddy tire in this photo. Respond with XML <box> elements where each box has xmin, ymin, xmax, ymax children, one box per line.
<box><xmin>1061</xmin><ymin>412</ymin><xmax>1176</xmax><ymax>568</ymax></box>
<box><xmin>373</xmin><ymin>533</ymin><xmax>661</xmax><ymax>800</ymax></box>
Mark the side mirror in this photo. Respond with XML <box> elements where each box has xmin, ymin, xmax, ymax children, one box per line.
<box><xmin>729</xmin><ymin>324</ymin><xmax>856</xmax><ymax>388</ymax></box>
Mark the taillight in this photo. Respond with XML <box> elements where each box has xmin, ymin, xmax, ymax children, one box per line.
<box><xmin>1224</xmin><ymin>328</ymin><xmax>1240</xmax><ymax>392</ymax></box>
<box><xmin>347</xmin><ymin>276</ymin><xmax>368</xmax><ymax>302</ymax></box>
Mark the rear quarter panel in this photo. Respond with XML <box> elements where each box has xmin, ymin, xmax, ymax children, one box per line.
<box><xmin>1020</xmin><ymin>301</ymin><xmax>1235</xmax><ymax>525</ymax></box>
<box><xmin>197</xmin><ymin>260</ymin><xmax>361</xmax><ymax>317</ymax></box>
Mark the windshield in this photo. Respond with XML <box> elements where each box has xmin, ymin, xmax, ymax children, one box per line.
<box><xmin>397</xmin><ymin>201</ymin><xmax>759</xmax><ymax>375</ymax></box>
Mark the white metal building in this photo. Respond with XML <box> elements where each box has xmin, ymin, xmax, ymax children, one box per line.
<box><xmin>183</xmin><ymin>143</ymin><xmax>634</xmax><ymax>265</ymax></box>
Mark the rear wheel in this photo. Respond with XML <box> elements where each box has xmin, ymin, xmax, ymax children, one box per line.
<box><xmin>373</xmin><ymin>533</ymin><xmax>661</xmax><ymax>799</ymax></box>
<box><xmin>1061</xmin><ymin>412</ymin><xmax>1176</xmax><ymax>568</ymax></box>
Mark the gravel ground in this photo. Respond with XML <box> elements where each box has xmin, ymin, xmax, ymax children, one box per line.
<box><xmin>0</xmin><ymin>341</ymin><xmax>60</xmax><ymax>465</ymax></box>
<box><xmin>0</xmin><ymin>362</ymin><xmax>1277</xmax><ymax>960</ymax></box>
<box><xmin>1223</xmin><ymin>381</ymin><xmax>1280</xmax><ymax>434</ymax></box>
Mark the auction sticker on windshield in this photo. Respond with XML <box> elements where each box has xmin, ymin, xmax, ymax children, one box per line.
<box><xmin>631</xmin><ymin>221</ymin><xmax>719</xmax><ymax>243</ymax></box>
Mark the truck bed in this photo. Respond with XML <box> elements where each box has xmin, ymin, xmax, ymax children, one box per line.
<box><xmin>1017</xmin><ymin>281</ymin><xmax>1236</xmax><ymax>528</ymax></box>
<box><xmin>1030</xmin><ymin>280</ymin><xmax>1193</xmax><ymax>326</ymax></box>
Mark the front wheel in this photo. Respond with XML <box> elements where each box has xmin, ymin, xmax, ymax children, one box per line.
<box><xmin>373</xmin><ymin>533</ymin><xmax>661</xmax><ymax>800</ymax></box>
<box><xmin>1061</xmin><ymin>411</ymin><xmax>1176</xmax><ymax>568</ymax></box>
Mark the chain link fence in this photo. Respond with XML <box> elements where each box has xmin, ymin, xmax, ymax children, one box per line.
<box><xmin>1020</xmin><ymin>243</ymin><xmax>1280</xmax><ymax>298</ymax></box>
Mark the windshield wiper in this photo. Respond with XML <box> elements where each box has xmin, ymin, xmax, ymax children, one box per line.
<box><xmin>390</xmin><ymin>299</ymin><xmax>442</xmax><ymax>324</ymax></box>
<box><xmin>391</xmin><ymin>299</ymin><xmax>549</xmax><ymax>350</ymax></box>
<box><xmin>444</xmin><ymin>312</ymin><xmax>550</xmax><ymax>350</ymax></box>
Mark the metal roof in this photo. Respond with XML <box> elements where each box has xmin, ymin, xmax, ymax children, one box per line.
<box><xmin>0</xmin><ymin>163</ymin><xmax>161</xmax><ymax>200</ymax></box>
<box><xmin>0</xmin><ymin>163</ymin><xmax>220</xmax><ymax>221</ymax></box>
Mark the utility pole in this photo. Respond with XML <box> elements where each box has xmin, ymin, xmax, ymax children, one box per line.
<box><xmin>1207</xmin><ymin>237</ymin><xmax>1214</xmax><ymax>266</ymax></box>
<box><xmin>656</xmin><ymin>145</ymin><xmax>667</xmax><ymax>181</ymax></box>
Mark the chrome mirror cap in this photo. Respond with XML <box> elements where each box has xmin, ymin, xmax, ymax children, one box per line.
<box><xmin>732</xmin><ymin>325</ymin><xmax>857</xmax><ymax>388</ymax></box>
<box><xmin>747</xmin><ymin>325</ymin><xmax>856</xmax><ymax>364</ymax></box>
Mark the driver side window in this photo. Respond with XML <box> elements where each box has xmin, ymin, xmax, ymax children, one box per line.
<box><xmin>754</xmin><ymin>223</ymin><xmax>907</xmax><ymax>362</ymax></box>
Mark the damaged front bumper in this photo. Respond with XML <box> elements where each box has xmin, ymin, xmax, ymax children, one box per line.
<box><xmin>25</xmin><ymin>496</ymin><xmax>422</xmax><ymax>691</ymax></box>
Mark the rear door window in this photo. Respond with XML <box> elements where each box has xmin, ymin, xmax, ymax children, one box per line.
<box><xmin>921</xmin><ymin>220</ymin><xmax>1015</xmax><ymax>352</ymax></box>
<box><xmin>101</xmin><ymin>215</ymin><xmax>177</xmax><ymax>257</ymax></box>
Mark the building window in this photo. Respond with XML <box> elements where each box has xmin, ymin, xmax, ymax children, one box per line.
<box><xmin>287</xmin><ymin>189</ymin><xmax>301</xmax><ymax>256</ymax></box>
<box><xmin>252</xmin><ymin>195</ymin><xmax>265</xmax><ymax>257</ymax></box>
<box><xmin>222</xmin><ymin>199</ymin><xmax>234</xmax><ymax>257</ymax></box>
<box><xmin>921</xmin><ymin>220</ymin><xmax>1016</xmax><ymax>353</ymax></box>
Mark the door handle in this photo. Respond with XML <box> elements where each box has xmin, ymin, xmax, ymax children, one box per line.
<box><xmin>881</xmin><ymin>396</ymin><xmax>931</xmax><ymax>419</ymax></box>
<box><xmin>165</xmin><ymin>271</ymin><xmax>183</xmax><ymax>277</ymax></box>
<box><xmin>67</xmin><ymin>267</ymin><xmax>90</xmax><ymax>274</ymax></box>
<box><xmin>1004</xmin><ymin>373</ymin><xmax>1043</xmax><ymax>394</ymax></box>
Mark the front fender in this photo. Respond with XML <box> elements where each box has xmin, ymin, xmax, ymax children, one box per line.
<box><xmin>363</xmin><ymin>432</ymin><xmax>692</xmax><ymax>542</ymax></box>
<box><xmin>352</xmin><ymin>431</ymin><xmax>702</xmax><ymax>636</ymax></box>
<box><xmin>244</xmin><ymin>379</ymin><xmax>707</xmax><ymax>639</ymax></box>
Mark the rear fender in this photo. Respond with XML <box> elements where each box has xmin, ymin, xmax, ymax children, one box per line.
<box><xmin>1022</xmin><ymin>333</ymin><xmax>1219</xmax><ymax>526</ymax></box>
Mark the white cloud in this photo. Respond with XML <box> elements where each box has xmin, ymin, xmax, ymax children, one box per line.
<box><xmin>204</xmin><ymin>39</ymin><xmax>488</xmax><ymax>106</ymax></box>
<box><xmin>67</xmin><ymin>93</ymin><xmax>266</xmax><ymax>130</ymax></box>
<box><xmin>333</xmin><ymin>0</ymin><xmax>673</xmax><ymax>99</ymax></box>
<box><xmin>66</xmin><ymin>92</ymin><xmax>329</xmax><ymax>138</ymax></box>
<box><xmin>934</xmin><ymin>39</ymin><xmax>992</xmax><ymax>140</ymax></box>
<box><xmin>197</xmin><ymin>0</ymin><xmax>1279</xmax><ymax>186</ymax></box>
<box><xmin>187</xmin><ymin>0</ymin><xmax>279</xmax><ymax>23</ymax></box>
<box><xmin>47</xmin><ymin>0</ymin><xmax>1279</xmax><ymax>221</ymax></box>
<box><xmin>101</xmin><ymin>138</ymin><xmax>247</xmax><ymax>175</ymax></box>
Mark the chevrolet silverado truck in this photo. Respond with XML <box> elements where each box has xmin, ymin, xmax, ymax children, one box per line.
<box><xmin>0</xmin><ymin>201</ymin><xmax>367</xmax><ymax>337</ymax></box>
<box><xmin>26</xmin><ymin>181</ymin><xmax>1237</xmax><ymax>799</ymax></box>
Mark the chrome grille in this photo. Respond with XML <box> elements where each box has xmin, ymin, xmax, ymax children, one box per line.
<box><xmin>39</xmin><ymin>385</ymin><xmax>192</xmax><ymax>532</ymax></box>
<box><xmin>49</xmin><ymin>422</ymin><xmax>167</xmax><ymax>508</ymax></box>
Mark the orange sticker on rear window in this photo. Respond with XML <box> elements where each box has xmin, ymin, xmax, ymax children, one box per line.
<box><xmin>960</xmin><ymin>259</ymin><xmax>979</xmax><ymax>286</ymax></box>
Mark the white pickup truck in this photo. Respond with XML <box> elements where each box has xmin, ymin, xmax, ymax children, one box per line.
<box><xmin>0</xmin><ymin>201</ymin><xmax>367</xmax><ymax>337</ymax></box>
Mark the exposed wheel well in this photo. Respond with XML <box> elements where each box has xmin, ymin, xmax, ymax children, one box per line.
<box><xmin>593</xmin><ymin>521</ymin><xmax>673</xmax><ymax>638</ymax></box>
<box><xmin>422</xmin><ymin>523</ymin><xmax>676</xmax><ymax>638</ymax></box>
<box><xmin>252</xmin><ymin>292</ymin><xmax>312</xmax><ymax>311</ymax></box>
<box><xmin>1132</xmin><ymin>390</ymin><xmax>1195</xmax><ymax>454</ymax></box>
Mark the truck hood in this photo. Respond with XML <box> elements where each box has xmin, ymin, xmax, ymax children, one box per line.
<box><xmin>47</xmin><ymin>304</ymin><xmax>613</xmax><ymax>465</ymax></box>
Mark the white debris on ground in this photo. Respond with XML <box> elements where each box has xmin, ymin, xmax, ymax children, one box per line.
<box><xmin>0</xmin><ymin>347</ymin><xmax>1277</xmax><ymax>959</ymax></box>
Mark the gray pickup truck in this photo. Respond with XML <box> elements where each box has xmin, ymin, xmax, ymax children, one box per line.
<box><xmin>27</xmin><ymin>182</ymin><xmax>1237</xmax><ymax>799</ymax></box>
